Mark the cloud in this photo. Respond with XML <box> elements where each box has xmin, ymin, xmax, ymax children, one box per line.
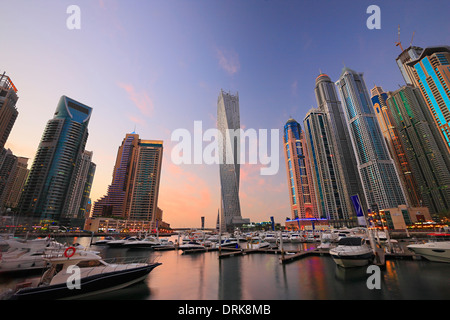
<box><xmin>215</xmin><ymin>47</ymin><xmax>240</xmax><ymax>75</ymax></box>
<box><xmin>118</xmin><ymin>82</ymin><xmax>154</xmax><ymax>117</ymax></box>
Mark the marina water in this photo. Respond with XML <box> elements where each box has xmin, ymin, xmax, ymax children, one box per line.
<box><xmin>1</xmin><ymin>235</ymin><xmax>449</xmax><ymax>300</ymax></box>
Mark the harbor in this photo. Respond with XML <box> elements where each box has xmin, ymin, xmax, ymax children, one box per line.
<box><xmin>1</xmin><ymin>228</ymin><xmax>449</xmax><ymax>300</ymax></box>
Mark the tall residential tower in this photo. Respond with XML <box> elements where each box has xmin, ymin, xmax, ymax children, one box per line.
<box><xmin>313</xmin><ymin>73</ymin><xmax>367</xmax><ymax>225</ymax></box>
<box><xmin>217</xmin><ymin>90</ymin><xmax>249</xmax><ymax>231</ymax></box>
<box><xmin>92</xmin><ymin>133</ymin><xmax>163</xmax><ymax>229</ymax></box>
<box><xmin>335</xmin><ymin>68</ymin><xmax>407</xmax><ymax>213</ymax></box>
<box><xmin>19</xmin><ymin>96</ymin><xmax>92</xmax><ymax>226</ymax></box>
<box><xmin>283</xmin><ymin>118</ymin><xmax>319</xmax><ymax>221</ymax></box>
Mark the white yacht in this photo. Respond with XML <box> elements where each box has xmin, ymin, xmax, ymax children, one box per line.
<box><xmin>246</xmin><ymin>237</ymin><xmax>270</xmax><ymax>249</ymax></box>
<box><xmin>106</xmin><ymin>236</ymin><xmax>138</xmax><ymax>247</ymax></box>
<box><xmin>290</xmin><ymin>232</ymin><xmax>303</xmax><ymax>243</ymax></box>
<box><xmin>407</xmin><ymin>234</ymin><xmax>450</xmax><ymax>263</ymax></box>
<box><xmin>263</xmin><ymin>233</ymin><xmax>277</xmax><ymax>243</ymax></box>
<box><xmin>122</xmin><ymin>236</ymin><xmax>159</xmax><ymax>249</ymax></box>
<box><xmin>92</xmin><ymin>236</ymin><xmax>116</xmax><ymax>245</ymax></box>
<box><xmin>8</xmin><ymin>249</ymin><xmax>161</xmax><ymax>300</ymax></box>
<box><xmin>178</xmin><ymin>240</ymin><xmax>206</xmax><ymax>251</ymax></box>
<box><xmin>152</xmin><ymin>238</ymin><xmax>175</xmax><ymax>250</ymax></box>
<box><xmin>317</xmin><ymin>232</ymin><xmax>338</xmax><ymax>250</ymax></box>
<box><xmin>329</xmin><ymin>237</ymin><xmax>374</xmax><ymax>268</ymax></box>
<box><xmin>0</xmin><ymin>237</ymin><xmax>66</xmax><ymax>273</ymax></box>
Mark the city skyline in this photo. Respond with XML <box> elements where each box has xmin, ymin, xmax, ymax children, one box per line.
<box><xmin>2</xmin><ymin>1</ymin><xmax>450</xmax><ymax>228</ymax></box>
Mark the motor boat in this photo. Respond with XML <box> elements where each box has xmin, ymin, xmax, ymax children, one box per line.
<box><xmin>0</xmin><ymin>237</ymin><xmax>67</xmax><ymax>273</ymax></box>
<box><xmin>290</xmin><ymin>232</ymin><xmax>303</xmax><ymax>243</ymax></box>
<box><xmin>407</xmin><ymin>234</ymin><xmax>450</xmax><ymax>263</ymax></box>
<box><xmin>178</xmin><ymin>240</ymin><xmax>206</xmax><ymax>251</ymax></box>
<box><xmin>218</xmin><ymin>238</ymin><xmax>239</xmax><ymax>248</ymax></box>
<box><xmin>106</xmin><ymin>236</ymin><xmax>138</xmax><ymax>248</ymax></box>
<box><xmin>317</xmin><ymin>232</ymin><xmax>338</xmax><ymax>250</ymax></box>
<box><xmin>263</xmin><ymin>233</ymin><xmax>277</xmax><ymax>243</ymax></box>
<box><xmin>92</xmin><ymin>236</ymin><xmax>116</xmax><ymax>245</ymax></box>
<box><xmin>7</xmin><ymin>248</ymin><xmax>161</xmax><ymax>300</ymax></box>
<box><xmin>152</xmin><ymin>238</ymin><xmax>175</xmax><ymax>250</ymax></box>
<box><xmin>329</xmin><ymin>237</ymin><xmax>374</xmax><ymax>268</ymax></box>
<box><xmin>122</xmin><ymin>236</ymin><xmax>159</xmax><ymax>249</ymax></box>
<box><xmin>246</xmin><ymin>237</ymin><xmax>270</xmax><ymax>249</ymax></box>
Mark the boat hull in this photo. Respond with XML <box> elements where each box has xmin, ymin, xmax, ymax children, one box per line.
<box><xmin>329</xmin><ymin>251</ymin><xmax>374</xmax><ymax>268</ymax></box>
<box><xmin>407</xmin><ymin>242</ymin><xmax>450</xmax><ymax>263</ymax></box>
<box><xmin>10</xmin><ymin>263</ymin><xmax>161</xmax><ymax>300</ymax></box>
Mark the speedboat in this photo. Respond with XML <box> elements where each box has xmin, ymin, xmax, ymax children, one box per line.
<box><xmin>178</xmin><ymin>240</ymin><xmax>206</xmax><ymax>251</ymax></box>
<box><xmin>329</xmin><ymin>237</ymin><xmax>374</xmax><ymax>268</ymax></box>
<box><xmin>122</xmin><ymin>236</ymin><xmax>159</xmax><ymax>249</ymax></box>
<box><xmin>106</xmin><ymin>236</ymin><xmax>137</xmax><ymax>248</ymax></box>
<box><xmin>218</xmin><ymin>238</ymin><xmax>239</xmax><ymax>248</ymax></box>
<box><xmin>152</xmin><ymin>238</ymin><xmax>175</xmax><ymax>250</ymax></box>
<box><xmin>92</xmin><ymin>236</ymin><xmax>116</xmax><ymax>245</ymax></box>
<box><xmin>407</xmin><ymin>234</ymin><xmax>450</xmax><ymax>263</ymax></box>
<box><xmin>8</xmin><ymin>248</ymin><xmax>161</xmax><ymax>300</ymax></box>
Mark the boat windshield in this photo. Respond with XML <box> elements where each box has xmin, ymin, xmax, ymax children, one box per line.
<box><xmin>337</xmin><ymin>237</ymin><xmax>364</xmax><ymax>246</ymax></box>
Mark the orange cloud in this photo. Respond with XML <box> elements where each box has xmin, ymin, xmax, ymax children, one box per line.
<box><xmin>118</xmin><ymin>82</ymin><xmax>154</xmax><ymax>117</ymax></box>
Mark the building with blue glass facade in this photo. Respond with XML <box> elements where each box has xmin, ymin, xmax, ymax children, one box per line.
<box><xmin>406</xmin><ymin>46</ymin><xmax>450</xmax><ymax>154</ymax></box>
<box><xmin>335</xmin><ymin>68</ymin><xmax>407</xmax><ymax>213</ymax></box>
<box><xmin>19</xmin><ymin>96</ymin><xmax>92</xmax><ymax>226</ymax></box>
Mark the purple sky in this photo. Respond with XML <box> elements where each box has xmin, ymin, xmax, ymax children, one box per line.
<box><xmin>2</xmin><ymin>0</ymin><xmax>450</xmax><ymax>228</ymax></box>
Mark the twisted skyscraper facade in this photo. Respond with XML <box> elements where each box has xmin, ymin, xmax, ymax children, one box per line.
<box><xmin>217</xmin><ymin>90</ymin><xmax>248</xmax><ymax>231</ymax></box>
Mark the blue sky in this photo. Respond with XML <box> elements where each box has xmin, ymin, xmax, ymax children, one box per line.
<box><xmin>2</xmin><ymin>0</ymin><xmax>450</xmax><ymax>228</ymax></box>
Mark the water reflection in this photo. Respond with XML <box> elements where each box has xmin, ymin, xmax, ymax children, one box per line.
<box><xmin>1</xmin><ymin>236</ymin><xmax>449</xmax><ymax>300</ymax></box>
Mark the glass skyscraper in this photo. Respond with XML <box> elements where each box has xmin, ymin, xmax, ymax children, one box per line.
<box><xmin>0</xmin><ymin>72</ymin><xmax>18</xmax><ymax>151</ymax></box>
<box><xmin>19</xmin><ymin>96</ymin><xmax>92</xmax><ymax>225</ymax></box>
<box><xmin>335</xmin><ymin>68</ymin><xmax>407</xmax><ymax>212</ymax></box>
<box><xmin>304</xmin><ymin>109</ymin><xmax>353</xmax><ymax>227</ymax></box>
<box><xmin>386</xmin><ymin>85</ymin><xmax>450</xmax><ymax>214</ymax></box>
<box><xmin>371</xmin><ymin>86</ymin><xmax>422</xmax><ymax>208</ymax></box>
<box><xmin>217</xmin><ymin>90</ymin><xmax>249</xmax><ymax>231</ymax></box>
<box><xmin>283</xmin><ymin>118</ymin><xmax>319</xmax><ymax>221</ymax></box>
<box><xmin>314</xmin><ymin>73</ymin><xmax>367</xmax><ymax>224</ymax></box>
<box><xmin>406</xmin><ymin>46</ymin><xmax>450</xmax><ymax>153</ymax></box>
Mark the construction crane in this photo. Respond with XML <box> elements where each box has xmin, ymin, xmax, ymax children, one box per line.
<box><xmin>410</xmin><ymin>31</ymin><xmax>415</xmax><ymax>47</ymax></box>
<box><xmin>395</xmin><ymin>25</ymin><xmax>404</xmax><ymax>51</ymax></box>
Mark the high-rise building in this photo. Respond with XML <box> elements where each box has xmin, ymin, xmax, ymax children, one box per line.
<box><xmin>371</xmin><ymin>86</ymin><xmax>422</xmax><ymax>208</ymax></box>
<box><xmin>217</xmin><ymin>90</ymin><xmax>249</xmax><ymax>231</ymax></box>
<box><xmin>335</xmin><ymin>68</ymin><xmax>407</xmax><ymax>213</ymax></box>
<box><xmin>303</xmin><ymin>108</ymin><xmax>354</xmax><ymax>227</ymax></box>
<box><xmin>5</xmin><ymin>157</ymin><xmax>29</xmax><ymax>209</ymax></box>
<box><xmin>0</xmin><ymin>72</ymin><xmax>19</xmax><ymax>150</ymax></box>
<box><xmin>314</xmin><ymin>73</ymin><xmax>367</xmax><ymax>223</ymax></box>
<box><xmin>0</xmin><ymin>149</ymin><xmax>17</xmax><ymax>211</ymax></box>
<box><xmin>283</xmin><ymin>118</ymin><xmax>319</xmax><ymax>221</ymax></box>
<box><xmin>19</xmin><ymin>96</ymin><xmax>92</xmax><ymax>225</ymax></box>
<box><xmin>66</xmin><ymin>150</ymin><xmax>96</xmax><ymax>223</ymax></box>
<box><xmin>395</xmin><ymin>46</ymin><xmax>423</xmax><ymax>86</ymax></box>
<box><xmin>386</xmin><ymin>85</ymin><xmax>450</xmax><ymax>214</ymax></box>
<box><xmin>406</xmin><ymin>46</ymin><xmax>450</xmax><ymax>152</ymax></box>
<box><xmin>92</xmin><ymin>133</ymin><xmax>163</xmax><ymax>229</ymax></box>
